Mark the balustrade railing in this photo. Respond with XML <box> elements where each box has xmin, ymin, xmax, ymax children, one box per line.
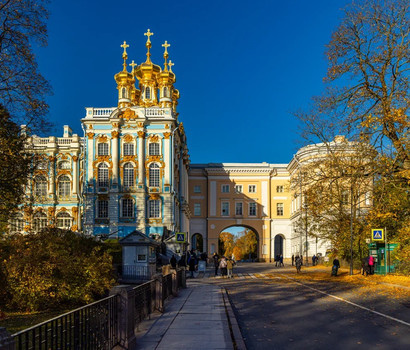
<box><xmin>12</xmin><ymin>295</ymin><xmax>119</xmax><ymax>350</ymax></box>
<box><xmin>133</xmin><ymin>280</ymin><xmax>156</xmax><ymax>327</ymax></box>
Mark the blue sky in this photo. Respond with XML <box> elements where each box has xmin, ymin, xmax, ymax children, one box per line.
<box><xmin>35</xmin><ymin>0</ymin><xmax>349</xmax><ymax>164</ymax></box>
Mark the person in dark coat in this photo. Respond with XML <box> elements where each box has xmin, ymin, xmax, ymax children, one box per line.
<box><xmin>291</xmin><ymin>254</ymin><xmax>295</xmax><ymax>266</ymax></box>
<box><xmin>213</xmin><ymin>252</ymin><xmax>220</xmax><ymax>276</ymax></box>
<box><xmin>170</xmin><ymin>255</ymin><xmax>177</xmax><ymax>269</ymax></box>
<box><xmin>188</xmin><ymin>255</ymin><xmax>196</xmax><ymax>278</ymax></box>
<box><xmin>332</xmin><ymin>257</ymin><xmax>340</xmax><ymax>276</ymax></box>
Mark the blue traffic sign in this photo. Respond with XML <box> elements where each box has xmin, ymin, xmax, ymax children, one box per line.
<box><xmin>176</xmin><ymin>232</ymin><xmax>186</xmax><ymax>243</ymax></box>
<box><xmin>371</xmin><ymin>229</ymin><xmax>384</xmax><ymax>241</ymax></box>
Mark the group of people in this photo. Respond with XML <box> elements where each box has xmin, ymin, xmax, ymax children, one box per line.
<box><xmin>362</xmin><ymin>255</ymin><xmax>375</xmax><ymax>276</ymax></box>
<box><xmin>274</xmin><ymin>254</ymin><xmax>284</xmax><ymax>267</ymax></box>
<box><xmin>213</xmin><ymin>253</ymin><xmax>236</xmax><ymax>278</ymax></box>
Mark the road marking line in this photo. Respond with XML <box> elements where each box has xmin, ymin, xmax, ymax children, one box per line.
<box><xmin>283</xmin><ymin>275</ymin><xmax>410</xmax><ymax>327</ymax></box>
<box><xmin>237</xmin><ymin>273</ymin><xmax>245</xmax><ymax>279</ymax></box>
<box><xmin>259</xmin><ymin>273</ymin><xmax>266</xmax><ymax>278</ymax></box>
<box><xmin>249</xmin><ymin>273</ymin><xmax>257</xmax><ymax>279</ymax></box>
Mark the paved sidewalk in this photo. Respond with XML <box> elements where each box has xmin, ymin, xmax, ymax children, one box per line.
<box><xmin>136</xmin><ymin>281</ymin><xmax>238</xmax><ymax>350</ymax></box>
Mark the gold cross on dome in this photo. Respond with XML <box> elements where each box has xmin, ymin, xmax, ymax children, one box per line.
<box><xmin>144</xmin><ymin>29</ymin><xmax>154</xmax><ymax>42</ymax></box>
<box><xmin>129</xmin><ymin>60</ymin><xmax>137</xmax><ymax>71</ymax></box>
<box><xmin>168</xmin><ymin>60</ymin><xmax>174</xmax><ymax>72</ymax></box>
<box><xmin>121</xmin><ymin>41</ymin><xmax>129</xmax><ymax>55</ymax></box>
<box><xmin>162</xmin><ymin>41</ymin><xmax>170</xmax><ymax>54</ymax></box>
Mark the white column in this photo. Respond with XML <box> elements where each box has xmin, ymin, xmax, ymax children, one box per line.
<box><xmin>87</xmin><ymin>132</ymin><xmax>94</xmax><ymax>184</ymax></box>
<box><xmin>137</xmin><ymin>131</ymin><xmax>145</xmax><ymax>185</ymax></box>
<box><xmin>72</xmin><ymin>154</ymin><xmax>79</xmax><ymax>194</ymax></box>
<box><xmin>163</xmin><ymin>132</ymin><xmax>171</xmax><ymax>186</ymax></box>
<box><xmin>48</xmin><ymin>153</ymin><xmax>56</xmax><ymax>196</ymax></box>
<box><xmin>111</xmin><ymin>130</ymin><xmax>119</xmax><ymax>184</ymax></box>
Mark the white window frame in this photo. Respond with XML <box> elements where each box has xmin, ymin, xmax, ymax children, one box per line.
<box><xmin>56</xmin><ymin>212</ymin><xmax>72</xmax><ymax>229</ymax></box>
<box><xmin>123</xmin><ymin>163</ymin><xmax>134</xmax><ymax>187</ymax></box>
<box><xmin>58</xmin><ymin>175</ymin><xmax>71</xmax><ymax>198</ymax></box>
<box><xmin>98</xmin><ymin>142</ymin><xmax>109</xmax><ymax>156</ymax></box>
<box><xmin>277</xmin><ymin>203</ymin><xmax>284</xmax><ymax>216</ymax></box>
<box><xmin>234</xmin><ymin>185</ymin><xmax>243</xmax><ymax>193</ymax></box>
<box><xmin>276</xmin><ymin>185</ymin><xmax>284</xmax><ymax>193</ymax></box>
<box><xmin>122</xmin><ymin>198</ymin><xmax>134</xmax><ymax>218</ymax></box>
<box><xmin>221</xmin><ymin>184</ymin><xmax>230</xmax><ymax>193</ymax></box>
<box><xmin>221</xmin><ymin>202</ymin><xmax>230</xmax><ymax>216</ymax></box>
<box><xmin>33</xmin><ymin>212</ymin><xmax>48</xmax><ymax>231</ymax></box>
<box><xmin>98</xmin><ymin>200</ymin><xmax>109</xmax><ymax>218</ymax></box>
<box><xmin>149</xmin><ymin>199</ymin><xmax>161</xmax><ymax>218</ymax></box>
<box><xmin>35</xmin><ymin>176</ymin><xmax>48</xmax><ymax>197</ymax></box>
<box><xmin>248</xmin><ymin>185</ymin><xmax>256</xmax><ymax>193</ymax></box>
<box><xmin>98</xmin><ymin>163</ymin><xmax>109</xmax><ymax>187</ymax></box>
<box><xmin>194</xmin><ymin>203</ymin><xmax>201</xmax><ymax>216</ymax></box>
<box><xmin>149</xmin><ymin>142</ymin><xmax>160</xmax><ymax>156</ymax></box>
<box><xmin>149</xmin><ymin>163</ymin><xmax>160</xmax><ymax>187</ymax></box>
<box><xmin>249</xmin><ymin>202</ymin><xmax>257</xmax><ymax>216</ymax></box>
<box><xmin>57</xmin><ymin>161</ymin><xmax>71</xmax><ymax>169</ymax></box>
<box><xmin>123</xmin><ymin>143</ymin><xmax>134</xmax><ymax>156</ymax></box>
<box><xmin>235</xmin><ymin>202</ymin><xmax>243</xmax><ymax>215</ymax></box>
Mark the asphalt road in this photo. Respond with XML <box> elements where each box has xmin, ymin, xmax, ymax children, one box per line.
<box><xmin>207</xmin><ymin>263</ymin><xmax>410</xmax><ymax>350</ymax></box>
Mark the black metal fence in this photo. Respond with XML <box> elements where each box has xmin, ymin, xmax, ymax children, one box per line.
<box><xmin>12</xmin><ymin>295</ymin><xmax>119</xmax><ymax>350</ymax></box>
<box><xmin>1</xmin><ymin>268</ymin><xmax>187</xmax><ymax>350</ymax></box>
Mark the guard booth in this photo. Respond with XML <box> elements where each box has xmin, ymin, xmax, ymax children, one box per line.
<box><xmin>368</xmin><ymin>242</ymin><xmax>398</xmax><ymax>275</ymax></box>
<box><xmin>120</xmin><ymin>230</ymin><xmax>160</xmax><ymax>283</ymax></box>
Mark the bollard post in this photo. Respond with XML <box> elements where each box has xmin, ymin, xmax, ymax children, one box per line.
<box><xmin>155</xmin><ymin>274</ymin><xmax>164</xmax><ymax>313</ymax></box>
<box><xmin>0</xmin><ymin>328</ymin><xmax>15</xmax><ymax>350</ymax></box>
<box><xmin>110</xmin><ymin>285</ymin><xmax>136</xmax><ymax>350</ymax></box>
<box><xmin>171</xmin><ymin>270</ymin><xmax>178</xmax><ymax>296</ymax></box>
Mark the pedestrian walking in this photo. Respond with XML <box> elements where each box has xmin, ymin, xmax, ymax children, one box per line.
<box><xmin>331</xmin><ymin>257</ymin><xmax>340</xmax><ymax>276</ymax></box>
<box><xmin>312</xmin><ymin>254</ymin><xmax>316</xmax><ymax>266</ymax></box>
<box><xmin>170</xmin><ymin>254</ymin><xmax>177</xmax><ymax>269</ymax></box>
<box><xmin>275</xmin><ymin>254</ymin><xmax>280</xmax><ymax>267</ymax></box>
<box><xmin>362</xmin><ymin>257</ymin><xmax>370</xmax><ymax>276</ymax></box>
<box><xmin>213</xmin><ymin>252</ymin><xmax>220</xmax><ymax>276</ymax></box>
<box><xmin>188</xmin><ymin>255</ymin><xmax>196</xmax><ymax>278</ymax></box>
<box><xmin>219</xmin><ymin>256</ymin><xmax>228</xmax><ymax>278</ymax></box>
<box><xmin>227</xmin><ymin>257</ymin><xmax>235</xmax><ymax>278</ymax></box>
<box><xmin>291</xmin><ymin>254</ymin><xmax>295</xmax><ymax>266</ymax></box>
<box><xmin>279</xmin><ymin>254</ymin><xmax>284</xmax><ymax>267</ymax></box>
<box><xmin>295</xmin><ymin>255</ymin><xmax>302</xmax><ymax>273</ymax></box>
<box><xmin>368</xmin><ymin>255</ymin><xmax>375</xmax><ymax>275</ymax></box>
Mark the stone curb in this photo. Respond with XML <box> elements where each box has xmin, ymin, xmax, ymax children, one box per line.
<box><xmin>222</xmin><ymin>288</ymin><xmax>247</xmax><ymax>350</ymax></box>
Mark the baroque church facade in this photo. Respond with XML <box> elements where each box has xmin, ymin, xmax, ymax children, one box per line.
<box><xmin>13</xmin><ymin>30</ymin><xmax>334</xmax><ymax>261</ymax></box>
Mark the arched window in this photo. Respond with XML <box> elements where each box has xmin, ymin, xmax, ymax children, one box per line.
<box><xmin>98</xmin><ymin>163</ymin><xmax>109</xmax><ymax>187</ymax></box>
<box><xmin>123</xmin><ymin>163</ymin><xmax>134</xmax><ymax>187</ymax></box>
<box><xmin>163</xmin><ymin>87</ymin><xmax>168</xmax><ymax>98</ymax></box>
<box><xmin>123</xmin><ymin>143</ymin><xmax>134</xmax><ymax>156</ymax></box>
<box><xmin>35</xmin><ymin>176</ymin><xmax>47</xmax><ymax>197</ymax></box>
<box><xmin>148</xmin><ymin>199</ymin><xmax>160</xmax><ymax>218</ymax></box>
<box><xmin>145</xmin><ymin>87</ymin><xmax>151</xmax><ymax>99</ymax></box>
<box><xmin>58</xmin><ymin>175</ymin><xmax>71</xmax><ymax>197</ymax></box>
<box><xmin>98</xmin><ymin>143</ymin><xmax>109</xmax><ymax>156</ymax></box>
<box><xmin>56</xmin><ymin>212</ymin><xmax>72</xmax><ymax>229</ymax></box>
<box><xmin>37</xmin><ymin>161</ymin><xmax>47</xmax><ymax>170</ymax></box>
<box><xmin>149</xmin><ymin>143</ymin><xmax>160</xmax><ymax>156</ymax></box>
<box><xmin>58</xmin><ymin>161</ymin><xmax>70</xmax><ymax>169</ymax></box>
<box><xmin>121</xmin><ymin>87</ymin><xmax>127</xmax><ymax>98</ymax></box>
<box><xmin>10</xmin><ymin>213</ymin><xmax>24</xmax><ymax>232</ymax></box>
<box><xmin>149</xmin><ymin>163</ymin><xmax>160</xmax><ymax>187</ymax></box>
<box><xmin>122</xmin><ymin>198</ymin><xmax>134</xmax><ymax>218</ymax></box>
<box><xmin>33</xmin><ymin>211</ymin><xmax>48</xmax><ymax>232</ymax></box>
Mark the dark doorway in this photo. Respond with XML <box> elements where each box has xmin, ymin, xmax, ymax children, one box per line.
<box><xmin>192</xmin><ymin>233</ymin><xmax>204</xmax><ymax>252</ymax></box>
<box><xmin>274</xmin><ymin>235</ymin><xmax>283</xmax><ymax>257</ymax></box>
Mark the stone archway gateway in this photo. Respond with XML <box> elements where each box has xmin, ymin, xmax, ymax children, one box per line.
<box><xmin>218</xmin><ymin>226</ymin><xmax>259</xmax><ymax>261</ymax></box>
<box><xmin>274</xmin><ymin>234</ymin><xmax>284</xmax><ymax>258</ymax></box>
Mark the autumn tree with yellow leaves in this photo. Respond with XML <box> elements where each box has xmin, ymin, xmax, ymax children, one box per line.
<box><xmin>296</xmin><ymin>0</ymin><xmax>409</xmax><ymax>273</ymax></box>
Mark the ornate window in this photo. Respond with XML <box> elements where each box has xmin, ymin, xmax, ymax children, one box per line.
<box><xmin>10</xmin><ymin>213</ymin><xmax>24</xmax><ymax>232</ymax></box>
<box><xmin>145</xmin><ymin>87</ymin><xmax>151</xmax><ymax>99</ymax></box>
<box><xmin>121</xmin><ymin>87</ymin><xmax>127</xmax><ymax>98</ymax></box>
<box><xmin>122</xmin><ymin>198</ymin><xmax>134</xmax><ymax>218</ymax></box>
<box><xmin>148</xmin><ymin>199</ymin><xmax>160</xmax><ymax>218</ymax></box>
<box><xmin>58</xmin><ymin>161</ymin><xmax>70</xmax><ymax>169</ymax></box>
<box><xmin>35</xmin><ymin>176</ymin><xmax>47</xmax><ymax>197</ymax></box>
<box><xmin>56</xmin><ymin>212</ymin><xmax>72</xmax><ymax>229</ymax></box>
<box><xmin>37</xmin><ymin>161</ymin><xmax>48</xmax><ymax>170</ymax></box>
<box><xmin>58</xmin><ymin>175</ymin><xmax>71</xmax><ymax>197</ymax></box>
<box><xmin>98</xmin><ymin>163</ymin><xmax>109</xmax><ymax>187</ymax></box>
<box><xmin>123</xmin><ymin>143</ymin><xmax>134</xmax><ymax>156</ymax></box>
<box><xmin>98</xmin><ymin>200</ymin><xmax>108</xmax><ymax>218</ymax></box>
<box><xmin>149</xmin><ymin>143</ymin><xmax>160</xmax><ymax>156</ymax></box>
<box><xmin>33</xmin><ymin>211</ymin><xmax>48</xmax><ymax>232</ymax></box>
<box><xmin>163</xmin><ymin>87</ymin><xmax>169</xmax><ymax>98</ymax></box>
<box><xmin>98</xmin><ymin>143</ymin><xmax>109</xmax><ymax>156</ymax></box>
<box><xmin>149</xmin><ymin>163</ymin><xmax>160</xmax><ymax>187</ymax></box>
<box><xmin>123</xmin><ymin>163</ymin><xmax>134</xmax><ymax>187</ymax></box>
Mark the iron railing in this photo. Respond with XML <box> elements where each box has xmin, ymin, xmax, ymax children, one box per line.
<box><xmin>133</xmin><ymin>280</ymin><xmax>156</xmax><ymax>327</ymax></box>
<box><xmin>12</xmin><ymin>295</ymin><xmax>119</xmax><ymax>350</ymax></box>
<box><xmin>163</xmin><ymin>274</ymin><xmax>173</xmax><ymax>300</ymax></box>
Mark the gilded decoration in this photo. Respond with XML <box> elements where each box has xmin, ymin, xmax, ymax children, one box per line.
<box><xmin>120</xmin><ymin>155</ymin><xmax>138</xmax><ymax>164</ymax></box>
<box><xmin>88</xmin><ymin>125</ymin><xmax>93</xmax><ymax>129</ymax></box>
<box><xmin>72</xmin><ymin>155</ymin><xmax>78</xmax><ymax>162</ymax></box>
<box><xmin>137</xmin><ymin>122</ymin><xmax>144</xmax><ymax>128</ymax></box>
<box><xmin>124</xmin><ymin>134</ymin><xmax>133</xmax><ymax>143</ymax></box>
<box><xmin>58</xmin><ymin>207</ymin><xmax>67</xmax><ymax>212</ymax></box>
<box><xmin>60</xmin><ymin>154</ymin><xmax>68</xmax><ymax>160</ymax></box>
<box><xmin>165</xmin><ymin>124</ymin><xmax>170</xmax><ymax>129</ymax></box>
<box><xmin>148</xmin><ymin>219</ymin><xmax>162</xmax><ymax>224</ymax></box>
<box><xmin>149</xmin><ymin>193</ymin><xmax>160</xmax><ymax>200</ymax></box>
<box><xmin>97</xmin><ymin>135</ymin><xmax>108</xmax><ymax>142</ymax></box>
<box><xmin>149</xmin><ymin>134</ymin><xmax>160</xmax><ymax>142</ymax></box>
<box><xmin>163</xmin><ymin>132</ymin><xmax>171</xmax><ymax>139</ymax></box>
<box><xmin>111</xmin><ymin>130</ymin><xmax>119</xmax><ymax>139</ymax></box>
<box><xmin>98</xmin><ymin>194</ymin><xmax>108</xmax><ymax>200</ymax></box>
<box><xmin>87</xmin><ymin>132</ymin><xmax>95</xmax><ymax>139</ymax></box>
<box><xmin>122</xmin><ymin>108</ymin><xmax>137</xmax><ymax>121</ymax></box>
<box><xmin>34</xmin><ymin>169</ymin><xmax>47</xmax><ymax>176</ymax></box>
<box><xmin>48</xmin><ymin>156</ymin><xmax>56</xmax><ymax>162</ymax></box>
<box><xmin>137</xmin><ymin>131</ymin><xmax>145</xmax><ymax>139</ymax></box>
<box><xmin>23</xmin><ymin>206</ymin><xmax>33</xmax><ymax>218</ymax></box>
<box><xmin>57</xmin><ymin>169</ymin><xmax>71</xmax><ymax>176</ymax></box>
<box><xmin>122</xmin><ymin>125</ymin><xmax>138</xmax><ymax>129</ymax></box>
<box><xmin>112</xmin><ymin>123</ymin><xmax>119</xmax><ymax>127</ymax></box>
<box><xmin>72</xmin><ymin>207</ymin><xmax>78</xmax><ymax>217</ymax></box>
<box><xmin>71</xmin><ymin>225</ymin><xmax>78</xmax><ymax>232</ymax></box>
<box><xmin>146</xmin><ymin>155</ymin><xmax>163</xmax><ymax>164</ymax></box>
<box><xmin>48</xmin><ymin>207</ymin><xmax>56</xmax><ymax>218</ymax></box>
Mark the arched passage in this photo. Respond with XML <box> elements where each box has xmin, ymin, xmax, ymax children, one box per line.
<box><xmin>218</xmin><ymin>225</ymin><xmax>259</xmax><ymax>261</ymax></box>
<box><xmin>191</xmin><ymin>233</ymin><xmax>204</xmax><ymax>252</ymax></box>
<box><xmin>274</xmin><ymin>234</ymin><xmax>285</xmax><ymax>258</ymax></box>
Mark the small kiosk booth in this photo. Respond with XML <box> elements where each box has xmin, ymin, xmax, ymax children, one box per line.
<box><xmin>120</xmin><ymin>230</ymin><xmax>160</xmax><ymax>283</ymax></box>
<box><xmin>368</xmin><ymin>242</ymin><xmax>398</xmax><ymax>275</ymax></box>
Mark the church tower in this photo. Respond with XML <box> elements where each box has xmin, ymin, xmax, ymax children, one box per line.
<box><xmin>82</xmin><ymin>29</ymin><xmax>190</xmax><ymax>239</ymax></box>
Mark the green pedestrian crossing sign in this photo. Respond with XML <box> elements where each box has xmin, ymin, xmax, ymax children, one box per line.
<box><xmin>176</xmin><ymin>232</ymin><xmax>186</xmax><ymax>243</ymax></box>
<box><xmin>371</xmin><ymin>229</ymin><xmax>384</xmax><ymax>241</ymax></box>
